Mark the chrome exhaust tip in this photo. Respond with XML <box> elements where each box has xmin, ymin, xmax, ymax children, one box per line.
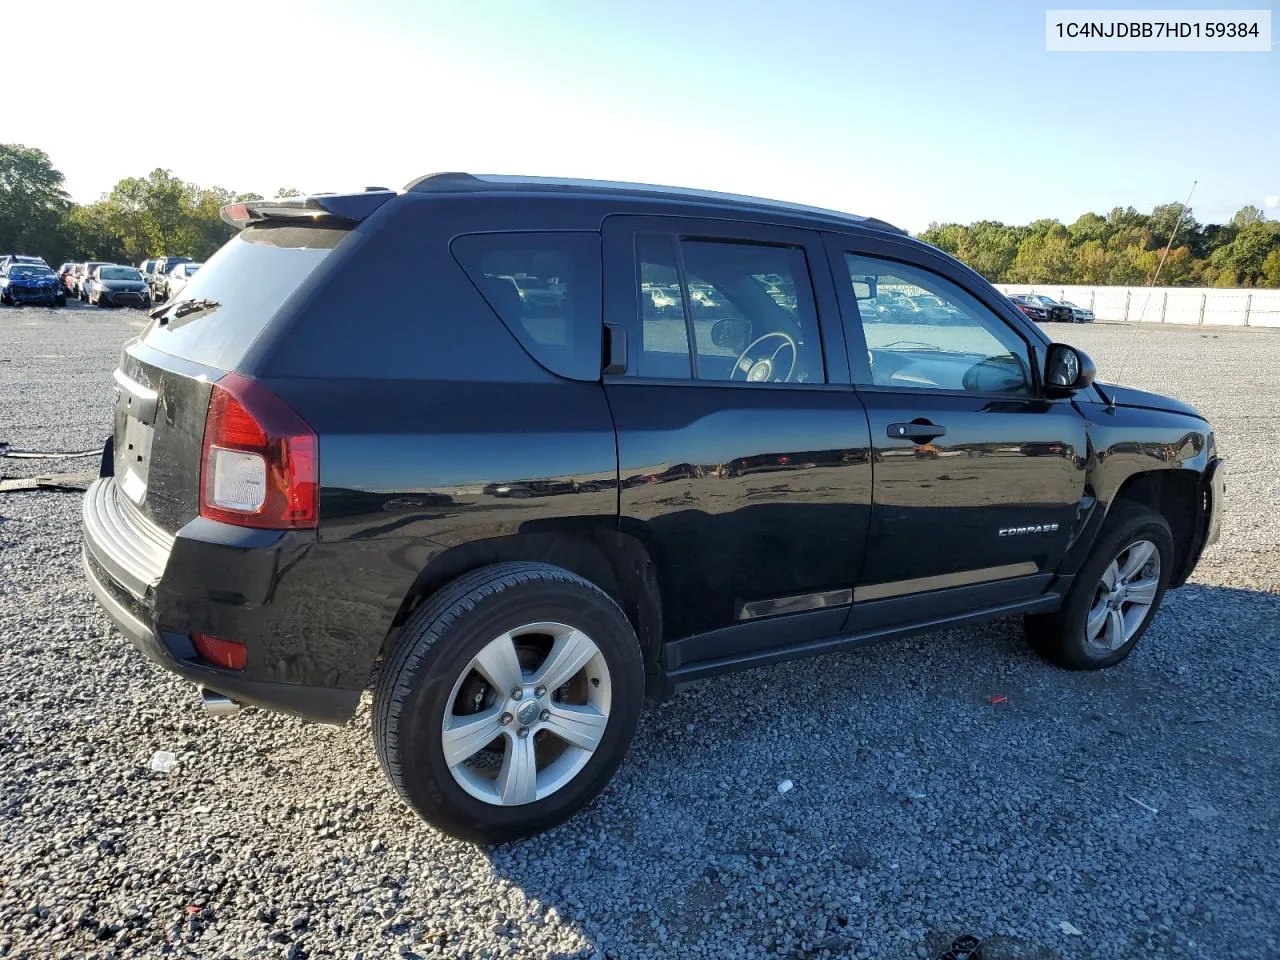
<box><xmin>199</xmin><ymin>687</ymin><xmax>242</xmax><ymax>717</ymax></box>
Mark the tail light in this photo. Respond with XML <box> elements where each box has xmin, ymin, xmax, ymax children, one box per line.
<box><xmin>200</xmin><ymin>373</ymin><xmax>318</xmax><ymax>528</ymax></box>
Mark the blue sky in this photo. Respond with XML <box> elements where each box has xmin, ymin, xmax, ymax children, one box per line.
<box><xmin>8</xmin><ymin>0</ymin><xmax>1277</xmax><ymax>231</ymax></box>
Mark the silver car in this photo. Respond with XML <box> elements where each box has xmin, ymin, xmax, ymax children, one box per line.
<box><xmin>161</xmin><ymin>262</ymin><xmax>202</xmax><ymax>301</ymax></box>
<box><xmin>1063</xmin><ymin>300</ymin><xmax>1095</xmax><ymax>323</ymax></box>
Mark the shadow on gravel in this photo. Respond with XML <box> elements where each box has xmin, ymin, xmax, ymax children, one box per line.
<box><xmin>466</xmin><ymin>582</ymin><xmax>1279</xmax><ymax>960</ymax></box>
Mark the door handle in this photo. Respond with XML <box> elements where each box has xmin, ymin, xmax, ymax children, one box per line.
<box><xmin>887</xmin><ymin>420</ymin><xmax>946</xmax><ymax>442</ymax></box>
<box><xmin>603</xmin><ymin>323</ymin><xmax>628</xmax><ymax>375</ymax></box>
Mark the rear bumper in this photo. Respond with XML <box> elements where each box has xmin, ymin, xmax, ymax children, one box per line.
<box><xmin>81</xmin><ymin>477</ymin><xmax>360</xmax><ymax>724</ymax></box>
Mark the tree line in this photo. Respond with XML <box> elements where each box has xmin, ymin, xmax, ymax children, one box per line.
<box><xmin>921</xmin><ymin>202</ymin><xmax>1280</xmax><ymax>289</ymax></box>
<box><xmin>4</xmin><ymin>141</ymin><xmax>1278</xmax><ymax>287</ymax></box>
<box><xmin>0</xmin><ymin>143</ymin><xmax>300</xmax><ymax>268</ymax></box>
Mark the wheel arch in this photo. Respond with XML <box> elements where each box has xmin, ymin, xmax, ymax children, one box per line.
<box><xmin>379</xmin><ymin>526</ymin><xmax>664</xmax><ymax>684</ymax></box>
<box><xmin>1109</xmin><ymin>469</ymin><xmax>1203</xmax><ymax>587</ymax></box>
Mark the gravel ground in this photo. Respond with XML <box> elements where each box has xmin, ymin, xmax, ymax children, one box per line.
<box><xmin>1</xmin><ymin>308</ymin><xmax>1277</xmax><ymax>960</ymax></box>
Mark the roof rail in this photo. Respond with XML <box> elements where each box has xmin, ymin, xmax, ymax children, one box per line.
<box><xmin>402</xmin><ymin>172</ymin><xmax>904</xmax><ymax>233</ymax></box>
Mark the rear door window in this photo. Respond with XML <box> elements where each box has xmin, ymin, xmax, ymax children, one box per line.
<box><xmin>141</xmin><ymin>224</ymin><xmax>347</xmax><ymax>371</ymax></box>
<box><xmin>451</xmin><ymin>232</ymin><xmax>602</xmax><ymax>382</ymax></box>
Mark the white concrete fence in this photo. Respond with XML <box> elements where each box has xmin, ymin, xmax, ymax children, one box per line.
<box><xmin>994</xmin><ymin>284</ymin><xmax>1280</xmax><ymax>328</ymax></box>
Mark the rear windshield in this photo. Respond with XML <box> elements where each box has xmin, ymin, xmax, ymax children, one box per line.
<box><xmin>140</xmin><ymin>224</ymin><xmax>346</xmax><ymax>370</ymax></box>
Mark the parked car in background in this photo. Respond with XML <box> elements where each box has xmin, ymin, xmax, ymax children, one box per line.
<box><xmin>0</xmin><ymin>261</ymin><xmax>63</xmax><ymax>306</ymax></box>
<box><xmin>69</xmin><ymin>263</ymin><xmax>91</xmax><ymax>297</ymax></box>
<box><xmin>84</xmin><ymin>265</ymin><xmax>150</xmax><ymax>308</ymax></box>
<box><xmin>80</xmin><ymin>175</ymin><xmax>1223</xmax><ymax>844</ymax></box>
<box><xmin>1018</xmin><ymin>294</ymin><xmax>1074</xmax><ymax>323</ymax></box>
<box><xmin>1008</xmin><ymin>294</ymin><xmax>1050</xmax><ymax>322</ymax></box>
<box><xmin>148</xmin><ymin>256</ymin><xmax>194</xmax><ymax>302</ymax></box>
<box><xmin>76</xmin><ymin>262</ymin><xmax>111</xmax><ymax>300</ymax></box>
<box><xmin>58</xmin><ymin>263</ymin><xmax>78</xmax><ymax>296</ymax></box>
<box><xmin>908</xmin><ymin>293</ymin><xmax>963</xmax><ymax>324</ymax></box>
<box><xmin>138</xmin><ymin>259</ymin><xmax>159</xmax><ymax>287</ymax></box>
<box><xmin>1063</xmin><ymin>300</ymin><xmax>1095</xmax><ymax>323</ymax></box>
<box><xmin>0</xmin><ymin>254</ymin><xmax>50</xmax><ymax>274</ymax></box>
<box><xmin>158</xmin><ymin>262</ymin><xmax>201</xmax><ymax>301</ymax></box>
<box><xmin>644</xmin><ymin>285</ymin><xmax>680</xmax><ymax>314</ymax></box>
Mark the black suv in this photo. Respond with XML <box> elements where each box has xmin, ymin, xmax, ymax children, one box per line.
<box><xmin>82</xmin><ymin>175</ymin><xmax>1224</xmax><ymax>842</ymax></box>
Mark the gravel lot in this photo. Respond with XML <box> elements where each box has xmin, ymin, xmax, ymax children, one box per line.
<box><xmin>1</xmin><ymin>308</ymin><xmax>1277</xmax><ymax>960</ymax></box>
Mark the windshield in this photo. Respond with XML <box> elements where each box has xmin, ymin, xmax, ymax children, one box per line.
<box><xmin>100</xmin><ymin>267</ymin><xmax>141</xmax><ymax>281</ymax></box>
<box><xmin>11</xmin><ymin>265</ymin><xmax>53</xmax><ymax>277</ymax></box>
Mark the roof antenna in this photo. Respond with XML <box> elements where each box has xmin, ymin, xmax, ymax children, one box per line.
<box><xmin>1106</xmin><ymin>179</ymin><xmax>1197</xmax><ymax>412</ymax></box>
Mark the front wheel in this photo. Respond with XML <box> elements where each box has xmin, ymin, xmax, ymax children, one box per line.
<box><xmin>374</xmin><ymin>562</ymin><xmax>644</xmax><ymax>843</ymax></box>
<box><xmin>1025</xmin><ymin>503</ymin><xmax>1174</xmax><ymax>669</ymax></box>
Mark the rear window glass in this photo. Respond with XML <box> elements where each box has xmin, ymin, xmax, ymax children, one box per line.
<box><xmin>451</xmin><ymin>232</ymin><xmax>602</xmax><ymax>382</ymax></box>
<box><xmin>140</xmin><ymin>225</ymin><xmax>346</xmax><ymax>370</ymax></box>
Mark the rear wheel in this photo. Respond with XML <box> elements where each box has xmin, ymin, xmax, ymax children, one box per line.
<box><xmin>1025</xmin><ymin>503</ymin><xmax>1174</xmax><ymax>669</ymax></box>
<box><xmin>374</xmin><ymin>562</ymin><xmax>644</xmax><ymax>843</ymax></box>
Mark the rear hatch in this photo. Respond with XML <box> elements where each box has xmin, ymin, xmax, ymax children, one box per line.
<box><xmin>111</xmin><ymin>220</ymin><xmax>352</xmax><ymax>533</ymax></box>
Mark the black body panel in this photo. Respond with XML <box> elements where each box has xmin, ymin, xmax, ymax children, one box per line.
<box><xmin>79</xmin><ymin>180</ymin><xmax>1223</xmax><ymax>723</ymax></box>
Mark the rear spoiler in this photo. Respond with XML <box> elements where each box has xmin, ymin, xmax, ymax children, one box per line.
<box><xmin>221</xmin><ymin>189</ymin><xmax>396</xmax><ymax>230</ymax></box>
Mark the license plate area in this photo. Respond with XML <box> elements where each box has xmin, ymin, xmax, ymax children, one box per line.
<box><xmin>112</xmin><ymin>369</ymin><xmax>158</xmax><ymax>505</ymax></box>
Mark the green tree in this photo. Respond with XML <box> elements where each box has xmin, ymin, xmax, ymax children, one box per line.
<box><xmin>1148</xmin><ymin>202</ymin><xmax>1197</xmax><ymax>250</ymax></box>
<box><xmin>1074</xmin><ymin>240</ymin><xmax>1111</xmax><ymax>283</ymax></box>
<box><xmin>0</xmin><ymin>144</ymin><xmax>72</xmax><ymax>263</ymax></box>
<box><xmin>1067</xmin><ymin>212</ymin><xmax>1109</xmax><ymax>246</ymax></box>
<box><xmin>1232</xmin><ymin>205</ymin><xmax>1265</xmax><ymax>228</ymax></box>
<box><xmin>1261</xmin><ymin>250</ymin><xmax>1280</xmax><ymax>287</ymax></box>
<box><xmin>1209</xmin><ymin>221</ymin><xmax>1280</xmax><ymax>286</ymax></box>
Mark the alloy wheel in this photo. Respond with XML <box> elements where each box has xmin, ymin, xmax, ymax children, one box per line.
<box><xmin>1084</xmin><ymin>538</ymin><xmax>1161</xmax><ymax>654</ymax></box>
<box><xmin>441</xmin><ymin>621</ymin><xmax>612</xmax><ymax>806</ymax></box>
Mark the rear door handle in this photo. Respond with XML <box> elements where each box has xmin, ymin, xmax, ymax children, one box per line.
<box><xmin>887</xmin><ymin>421</ymin><xmax>946</xmax><ymax>441</ymax></box>
<box><xmin>603</xmin><ymin>323</ymin><xmax>628</xmax><ymax>375</ymax></box>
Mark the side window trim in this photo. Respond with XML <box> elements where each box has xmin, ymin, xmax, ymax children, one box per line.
<box><xmin>601</xmin><ymin>214</ymin><xmax>851</xmax><ymax>388</ymax></box>
<box><xmin>671</xmin><ymin>236</ymin><xmax>702</xmax><ymax>378</ymax></box>
<box><xmin>823</xmin><ymin>232</ymin><xmax>1047</xmax><ymax>396</ymax></box>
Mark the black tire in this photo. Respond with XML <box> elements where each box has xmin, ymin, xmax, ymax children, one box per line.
<box><xmin>374</xmin><ymin>561</ymin><xmax>644</xmax><ymax>843</ymax></box>
<box><xmin>1025</xmin><ymin>502</ymin><xmax>1174</xmax><ymax>670</ymax></box>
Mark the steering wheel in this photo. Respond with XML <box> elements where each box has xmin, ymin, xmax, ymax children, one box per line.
<box><xmin>731</xmin><ymin>331</ymin><xmax>799</xmax><ymax>383</ymax></box>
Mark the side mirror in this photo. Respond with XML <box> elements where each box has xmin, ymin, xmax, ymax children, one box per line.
<box><xmin>1044</xmin><ymin>343</ymin><xmax>1096</xmax><ymax>394</ymax></box>
<box><xmin>851</xmin><ymin>276</ymin><xmax>878</xmax><ymax>300</ymax></box>
<box><xmin>711</xmin><ymin>317</ymin><xmax>752</xmax><ymax>353</ymax></box>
